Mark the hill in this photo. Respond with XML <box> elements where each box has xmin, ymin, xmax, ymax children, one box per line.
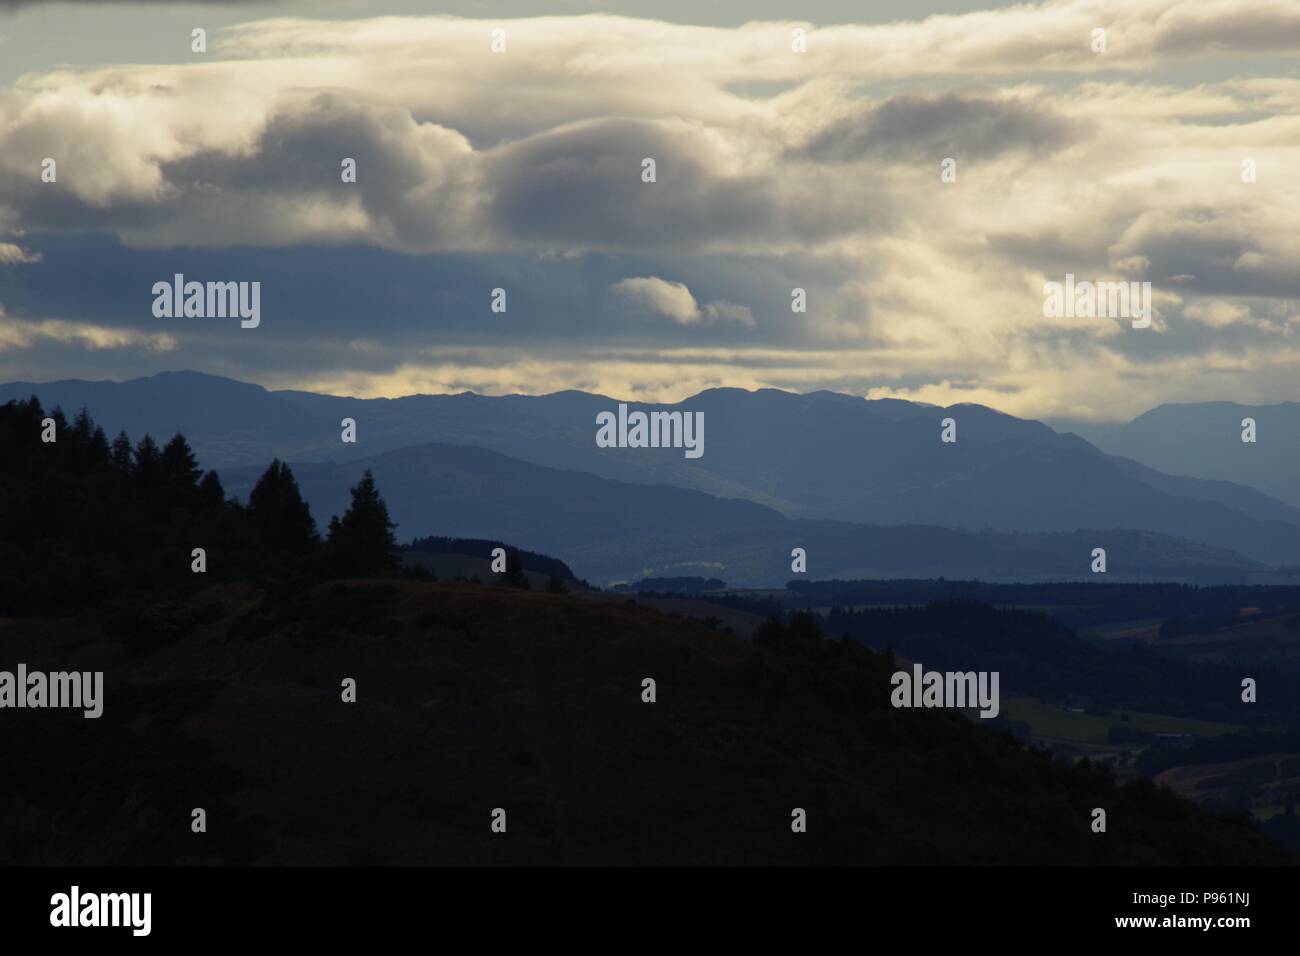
<box><xmin>1</xmin><ymin>578</ymin><xmax>1292</xmax><ymax>866</ymax></box>
<box><xmin>0</xmin><ymin>393</ymin><xmax>1294</xmax><ymax>864</ymax></box>
<box><xmin>1056</xmin><ymin>402</ymin><xmax>1300</xmax><ymax>511</ymax></box>
<box><xmin>6</xmin><ymin>371</ymin><xmax>1300</xmax><ymax>568</ymax></box>
<box><xmin>219</xmin><ymin>442</ymin><xmax>1268</xmax><ymax>587</ymax></box>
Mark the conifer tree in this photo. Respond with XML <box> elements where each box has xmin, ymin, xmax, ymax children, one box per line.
<box><xmin>71</xmin><ymin>407</ymin><xmax>94</xmax><ymax>453</ymax></box>
<box><xmin>89</xmin><ymin>426</ymin><xmax>111</xmax><ymax>468</ymax></box>
<box><xmin>110</xmin><ymin>431</ymin><xmax>133</xmax><ymax>473</ymax></box>
<box><xmin>48</xmin><ymin>406</ymin><xmax>70</xmax><ymax>435</ymax></box>
<box><xmin>133</xmin><ymin>434</ymin><xmax>162</xmax><ymax>486</ymax></box>
<box><xmin>326</xmin><ymin>469</ymin><xmax>398</xmax><ymax>576</ymax></box>
<box><xmin>198</xmin><ymin>470</ymin><xmax>226</xmax><ymax>508</ymax></box>
<box><xmin>162</xmin><ymin>433</ymin><xmax>203</xmax><ymax>487</ymax></box>
<box><xmin>248</xmin><ymin>459</ymin><xmax>319</xmax><ymax>553</ymax></box>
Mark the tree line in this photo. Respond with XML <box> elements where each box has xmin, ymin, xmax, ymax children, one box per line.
<box><xmin>0</xmin><ymin>397</ymin><xmax>398</xmax><ymax>613</ymax></box>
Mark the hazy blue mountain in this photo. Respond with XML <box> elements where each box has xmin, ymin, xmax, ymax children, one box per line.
<box><xmin>0</xmin><ymin>371</ymin><xmax>335</xmax><ymax>467</ymax></box>
<box><xmin>219</xmin><ymin>441</ymin><xmax>1266</xmax><ymax>588</ymax></box>
<box><xmin>6</xmin><ymin>370</ymin><xmax>1300</xmax><ymax>567</ymax></box>
<box><xmin>1055</xmin><ymin>402</ymin><xmax>1300</xmax><ymax>510</ymax></box>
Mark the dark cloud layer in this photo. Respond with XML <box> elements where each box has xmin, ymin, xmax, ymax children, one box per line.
<box><xmin>799</xmin><ymin>91</ymin><xmax>1081</xmax><ymax>162</ymax></box>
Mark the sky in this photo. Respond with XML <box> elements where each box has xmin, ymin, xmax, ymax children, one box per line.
<box><xmin>1</xmin><ymin>0</ymin><xmax>1299</xmax><ymax>420</ymax></box>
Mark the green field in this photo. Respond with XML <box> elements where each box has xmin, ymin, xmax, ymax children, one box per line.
<box><xmin>1001</xmin><ymin>697</ymin><xmax>1240</xmax><ymax>746</ymax></box>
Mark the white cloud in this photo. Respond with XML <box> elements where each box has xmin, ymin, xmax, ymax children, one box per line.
<box><xmin>610</xmin><ymin>276</ymin><xmax>699</xmax><ymax>324</ymax></box>
<box><xmin>0</xmin><ymin>314</ymin><xmax>177</xmax><ymax>353</ymax></box>
<box><xmin>0</xmin><ymin>242</ymin><xmax>40</xmax><ymax>264</ymax></box>
<box><xmin>610</xmin><ymin>276</ymin><xmax>754</xmax><ymax>328</ymax></box>
<box><xmin>1181</xmin><ymin>298</ymin><xmax>1283</xmax><ymax>332</ymax></box>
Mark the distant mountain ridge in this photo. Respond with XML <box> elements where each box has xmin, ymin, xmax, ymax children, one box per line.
<box><xmin>219</xmin><ymin>440</ymin><xmax>1266</xmax><ymax>588</ymax></box>
<box><xmin>4</xmin><ymin>370</ymin><xmax>1300</xmax><ymax>570</ymax></box>
<box><xmin>1055</xmin><ymin>401</ymin><xmax>1300</xmax><ymax>511</ymax></box>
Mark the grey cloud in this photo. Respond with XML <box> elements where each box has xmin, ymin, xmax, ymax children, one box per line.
<box><xmin>799</xmin><ymin>91</ymin><xmax>1081</xmax><ymax>163</ymax></box>
<box><xmin>157</xmin><ymin>94</ymin><xmax>480</xmax><ymax>250</ymax></box>
<box><xmin>3</xmin><ymin>98</ymin><xmax>890</xmax><ymax>254</ymax></box>
<box><xmin>484</xmin><ymin>117</ymin><xmax>891</xmax><ymax>253</ymax></box>
<box><xmin>1111</xmin><ymin>208</ymin><xmax>1300</xmax><ymax>299</ymax></box>
<box><xmin>1151</xmin><ymin>3</ymin><xmax>1300</xmax><ymax>56</ymax></box>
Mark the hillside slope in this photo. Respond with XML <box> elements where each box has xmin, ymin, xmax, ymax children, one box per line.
<box><xmin>0</xmin><ymin>580</ymin><xmax>1291</xmax><ymax>866</ymax></box>
<box><xmin>1058</xmin><ymin>402</ymin><xmax>1300</xmax><ymax>510</ymax></box>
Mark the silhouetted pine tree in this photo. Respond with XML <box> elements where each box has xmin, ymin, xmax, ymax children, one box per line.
<box><xmin>248</xmin><ymin>459</ymin><xmax>319</xmax><ymax>553</ymax></box>
<box><xmin>198</xmin><ymin>470</ymin><xmax>226</xmax><ymax>508</ymax></box>
<box><xmin>0</xmin><ymin>397</ymin><xmax>42</xmax><ymax>459</ymax></box>
<box><xmin>70</xmin><ymin>408</ymin><xmax>95</xmax><ymax>467</ymax></box>
<box><xmin>110</xmin><ymin>431</ymin><xmax>133</xmax><ymax>473</ymax></box>
<box><xmin>162</xmin><ymin>433</ymin><xmax>202</xmax><ymax>487</ymax></box>
<box><xmin>47</xmin><ymin>406</ymin><xmax>70</xmax><ymax>436</ymax></box>
<box><xmin>89</xmin><ymin>426</ymin><xmax>110</xmax><ymax>468</ymax></box>
<box><xmin>0</xmin><ymin>397</ymin><xmax>339</xmax><ymax>613</ymax></box>
<box><xmin>133</xmin><ymin>434</ymin><xmax>162</xmax><ymax>487</ymax></box>
<box><xmin>326</xmin><ymin>469</ymin><xmax>398</xmax><ymax>576</ymax></box>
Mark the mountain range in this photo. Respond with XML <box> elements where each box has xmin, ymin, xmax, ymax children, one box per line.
<box><xmin>1055</xmin><ymin>402</ymin><xmax>1300</xmax><ymax>511</ymax></box>
<box><xmin>4</xmin><ymin>370</ymin><xmax>1299</xmax><ymax>586</ymax></box>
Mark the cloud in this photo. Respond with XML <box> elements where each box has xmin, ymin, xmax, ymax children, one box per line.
<box><xmin>0</xmin><ymin>242</ymin><xmax>40</xmax><ymax>264</ymax></box>
<box><xmin>701</xmin><ymin>300</ymin><xmax>755</xmax><ymax>327</ymax></box>
<box><xmin>610</xmin><ymin>276</ymin><xmax>755</xmax><ymax>328</ymax></box>
<box><xmin>0</xmin><ymin>313</ymin><xmax>177</xmax><ymax>353</ymax></box>
<box><xmin>610</xmin><ymin>276</ymin><xmax>699</xmax><ymax>324</ymax></box>
<box><xmin>0</xmin><ymin>1</ymin><xmax>270</xmax><ymax>6</ymax></box>
<box><xmin>216</xmin><ymin>4</ymin><xmax>1300</xmax><ymax>80</ymax></box>
<box><xmin>798</xmin><ymin>90</ymin><xmax>1081</xmax><ymax>162</ymax></box>
<box><xmin>1</xmin><ymin>4</ymin><xmax>1299</xmax><ymax>419</ymax></box>
<box><xmin>3</xmin><ymin>5</ymin><xmax>1298</xmax><ymax>255</ymax></box>
<box><xmin>1180</xmin><ymin>298</ymin><xmax>1284</xmax><ymax>333</ymax></box>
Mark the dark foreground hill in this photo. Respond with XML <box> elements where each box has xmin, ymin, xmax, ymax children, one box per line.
<box><xmin>0</xmin><ymin>579</ymin><xmax>1292</xmax><ymax>866</ymax></box>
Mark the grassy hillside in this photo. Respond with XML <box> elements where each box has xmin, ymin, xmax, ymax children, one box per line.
<box><xmin>1</xmin><ymin>579</ymin><xmax>1293</xmax><ymax>866</ymax></box>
